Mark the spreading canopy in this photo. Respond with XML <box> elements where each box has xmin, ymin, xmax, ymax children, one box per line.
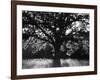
<box><xmin>22</xmin><ymin>11</ymin><xmax>89</xmax><ymax>58</ymax></box>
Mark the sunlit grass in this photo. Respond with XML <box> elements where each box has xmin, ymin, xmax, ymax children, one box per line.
<box><xmin>22</xmin><ymin>58</ymin><xmax>89</xmax><ymax>69</ymax></box>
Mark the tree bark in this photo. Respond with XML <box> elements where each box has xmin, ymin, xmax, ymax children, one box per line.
<box><xmin>52</xmin><ymin>45</ymin><xmax>61</xmax><ymax>67</ymax></box>
<box><xmin>53</xmin><ymin>58</ymin><xmax>61</xmax><ymax>67</ymax></box>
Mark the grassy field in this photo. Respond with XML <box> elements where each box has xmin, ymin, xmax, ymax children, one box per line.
<box><xmin>22</xmin><ymin>58</ymin><xmax>89</xmax><ymax>69</ymax></box>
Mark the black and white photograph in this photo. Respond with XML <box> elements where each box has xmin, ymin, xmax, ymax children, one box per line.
<box><xmin>22</xmin><ymin>11</ymin><xmax>90</xmax><ymax>69</ymax></box>
<box><xmin>11</xmin><ymin>1</ymin><xmax>97</xmax><ymax>79</ymax></box>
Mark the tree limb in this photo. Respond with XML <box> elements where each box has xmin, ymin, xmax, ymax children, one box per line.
<box><xmin>32</xmin><ymin>34</ymin><xmax>53</xmax><ymax>44</ymax></box>
<box><xmin>34</xmin><ymin>22</ymin><xmax>55</xmax><ymax>44</ymax></box>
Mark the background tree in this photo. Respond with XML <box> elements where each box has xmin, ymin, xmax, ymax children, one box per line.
<box><xmin>22</xmin><ymin>11</ymin><xmax>89</xmax><ymax>67</ymax></box>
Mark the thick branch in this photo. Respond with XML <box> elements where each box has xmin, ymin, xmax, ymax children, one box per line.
<box><xmin>38</xmin><ymin>22</ymin><xmax>57</xmax><ymax>40</ymax></box>
<box><xmin>32</xmin><ymin>34</ymin><xmax>52</xmax><ymax>44</ymax></box>
<box><xmin>34</xmin><ymin>23</ymin><xmax>55</xmax><ymax>44</ymax></box>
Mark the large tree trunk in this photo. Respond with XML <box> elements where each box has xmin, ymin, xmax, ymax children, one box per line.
<box><xmin>52</xmin><ymin>44</ymin><xmax>61</xmax><ymax>67</ymax></box>
<box><xmin>53</xmin><ymin>58</ymin><xmax>61</xmax><ymax>67</ymax></box>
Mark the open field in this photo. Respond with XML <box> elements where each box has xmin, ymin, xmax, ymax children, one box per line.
<box><xmin>22</xmin><ymin>58</ymin><xmax>89</xmax><ymax>69</ymax></box>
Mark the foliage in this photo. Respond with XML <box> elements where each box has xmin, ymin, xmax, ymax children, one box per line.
<box><xmin>22</xmin><ymin>11</ymin><xmax>89</xmax><ymax>59</ymax></box>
